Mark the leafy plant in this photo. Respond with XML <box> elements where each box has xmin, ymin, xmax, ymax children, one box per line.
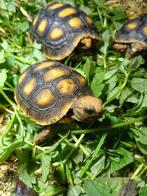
<box><xmin>0</xmin><ymin>0</ymin><xmax>147</xmax><ymax>195</ymax></box>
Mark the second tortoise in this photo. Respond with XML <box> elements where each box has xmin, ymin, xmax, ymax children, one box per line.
<box><xmin>113</xmin><ymin>13</ymin><xmax>147</xmax><ymax>57</ymax></box>
<box><xmin>30</xmin><ymin>2</ymin><xmax>99</xmax><ymax>60</ymax></box>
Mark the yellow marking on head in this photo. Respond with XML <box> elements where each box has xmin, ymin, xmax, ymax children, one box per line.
<box><xmin>68</xmin><ymin>17</ymin><xmax>83</xmax><ymax>28</ymax></box>
<box><xmin>23</xmin><ymin>78</ymin><xmax>37</xmax><ymax>96</ymax></box>
<box><xmin>143</xmin><ymin>25</ymin><xmax>147</xmax><ymax>35</ymax></box>
<box><xmin>57</xmin><ymin>79</ymin><xmax>75</xmax><ymax>96</ymax></box>
<box><xmin>81</xmin><ymin>38</ymin><xmax>92</xmax><ymax>48</ymax></box>
<box><xmin>34</xmin><ymin>61</ymin><xmax>55</xmax><ymax>71</ymax></box>
<box><xmin>43</xmin><ymin>67</ymin><xmax>68</xmax><ymax>82</ymax></box>
<box><xmin>38</xmin><ymin>19</ymin><xmax>47</xmax><ymax>33</ymax></box>
<box><xmin>58</xmin><ymin>8</ymin><xmax>77</xmax><ymax>17</ymax></box>
<box><xmin>48</xmin><ymin>3</ymin><xmax>64</xmax><ymax>10</ymax></box>
<box><xmin>126</xmin><ymin>22</ymin><xmax>138</xmax><ymax>30</ymax></box>
<box><xmin>19</xmin><ymin>71</ymin><xmax>28</xmax><ymax>84</ymax></box>
<box><xmin>49</xmin><ymin>27</ymin><xmax>64</xmax><ymax>40</ymax></box>
<box><xmin>32</xmin><ymin>15</ymin><xmax>39</xmax><ymax>27</ymax></box>
<box><xmin>34</xmin><ymin>89</ymin><xmax>54</xmax><ymax>108</ymax></box>
<box><xmin>76</xmin><ymin>75</ymin><xmax>86</xmax><ymax>86</ymax></box>
<box><xmin>85</xmin><ymin>16</ymin><xmax>93</xmax><ymax>25</ymax></box>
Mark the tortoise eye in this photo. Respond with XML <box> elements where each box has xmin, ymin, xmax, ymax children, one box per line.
<box><xmin>84</xmin><ymin>106</ymin><xmax>96</xmax><ymax>114</ymax></box>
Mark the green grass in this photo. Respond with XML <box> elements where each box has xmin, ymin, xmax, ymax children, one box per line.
<box><xmin>0</xmin><ymin>0</ymin><xmax>147</xmax><ymax>195</ymax></box>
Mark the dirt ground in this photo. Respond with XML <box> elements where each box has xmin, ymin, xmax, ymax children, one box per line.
<box><xmin>0</xmin><ymin>161</ymin><xmax>16</xmax><ymax>195</ymax></box>
<box><xmin>106</xmin><ymin>0</ymin><xmax>147</xmax><ymax>18</ymax></box>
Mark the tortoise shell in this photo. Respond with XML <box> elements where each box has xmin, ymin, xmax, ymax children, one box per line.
<box><xmin>115</xmin><ymin>13</ymin><xmax>147</xmax><ymax>45</ymax></box>
<box><xmin>15</xmin><ymin>61</ymin><xmax>92</xmax><ymax>125</ymax></box>
<box><xmin>30</xmin><ymin>2</ymin><xmax>99</xmax><ymax>60</ymax></box>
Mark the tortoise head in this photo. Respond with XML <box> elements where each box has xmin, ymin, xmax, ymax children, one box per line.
<box><xmin>72</xmin><ymin>96</ymin><xmax>103</xmax><ymax>122</ymax></box>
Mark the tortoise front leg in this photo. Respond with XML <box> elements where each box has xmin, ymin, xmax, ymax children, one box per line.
<box><xmin>35</xmin><ymin>125</ymin><xmax>52</xmax><ymax>145</ymax></box>
<box><xmin>128</xmin><ymin>42</ymin><xmax>147</xmax><ymax>56</ymax></box>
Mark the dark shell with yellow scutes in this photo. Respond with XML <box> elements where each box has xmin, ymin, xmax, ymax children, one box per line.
<box><xmin>15</xmin><ymin>61</ymin><xmax>92</xmax><ymax>125</ymax></box>
<box><xmin>30</xmin><ymin>2</ymin><xmax>99</xmax><ymax>60</ymax></box>
<box><xmin>115</xmin><ymin>13</ymin><xmax>147</xmax><ymax>45</ymax></box>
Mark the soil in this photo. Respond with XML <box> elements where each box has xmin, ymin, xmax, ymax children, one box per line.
<box><xmin>0</xmin><ymin>161</ymin><xmax>16</xmax><ymax>195</ymax></box>
<box><xmin>106</xmin><ymin>0</ymin><xmax>147</xmax><ymax>18</ymax></box>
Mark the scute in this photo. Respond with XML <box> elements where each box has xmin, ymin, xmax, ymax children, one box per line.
<box><xmin>68</xmin><ymin>17</ymin><xmax>83</xmax><ymax>28</ymax></box>
<box><xmin>23</xmin><ymin>78</ymin><xmax>37</xmax><ymax>97</ymax></box>
<box><xmin>32</xmin><ymin>88</ymin><xmax>55</xmax><ymax>109</ymax></box>
<box><xmin>57</xmin><ymin>78</ymin><xmax>77</xmax><ymax>97</ymax></box>
<box><xmin>43</xmin><ymin>67</ymin><xmax>68</xmax><ymax>82</ymax></box>
<box><xmin>58</xmin><ymin>7</ymin><xmax>77</xmax><ymax>17</ymax></box>
<box><xmin>15</xmin><ymin>61</ymin><xmax>90</xmax><ymax>125</ymax></box>
<box><xmin>30</xmin><ymin>2</ymin><xmax>99</xmax><ymax>60</ymax></box>
<box><xmin>37</xmin><ymin>18</ymin><xmax>48</xmax><ymax>33</ymax></box>
<box><xmin>48</xmin><ymin>27</ymin><xmax>65</xmax><ymax>41</ymax></box>
<box><xmin>115</xmin><ymin>13</ymin><xmax>147</xmax><ymax>45</ymax></box>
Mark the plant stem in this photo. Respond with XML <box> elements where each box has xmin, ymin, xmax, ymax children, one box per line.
<box><xmin>72</xmin><ymin>115</ymin><xmax>147</xmax><ymax>134</ymax></box>
<box><xmin>72</xmin><ymin>135</ymin><xmax>90</xmax><ymax>157</ymax></box>
<box><xmin>79</xmin><ymin>133</ymin><xmax>107</xmax><ymax>178</ymax></box>
<box><xmin>131</xmin><ymin>163</ymin><xmax>144</xmax><ymax>179</ymax></box>
<box><xmin>63</xmin><ymin>134</ymin><xmax>85</xmax><ymax>164</ymax></box>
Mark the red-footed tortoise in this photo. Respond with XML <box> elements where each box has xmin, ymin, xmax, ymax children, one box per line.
<box><xmin>113</xmin><ymin>13</ymin><xmax>147</xmax><ymax>57</ymax></box>
<box><xmin>15</xmin><ymin>61</ymin><xmax>103</xmax><ymax>143</ymax></box>
<box><xmin>30</xmin><ymin>2</ymin><xmax>100</xmax><ymax>60</ymax></box>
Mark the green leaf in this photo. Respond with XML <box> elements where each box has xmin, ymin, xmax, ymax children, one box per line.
<box><xmin>100</xmin><ymin>30</ymin><xmax>111</xmax><ymax>56</ymax></box>
<box><xmin>142</xmin><ymin>94</ymin><xmax>147</xmax><ymax>107</ymax></box>
<box><xmin>68</xmin><ymin>185</ymin><xmax>84</xmax><ymax>196</ymax></box>
<box><xmin>104</xmin><ymin>68</ymin><xmax>118</xmax><ymax>80</ymax></box>
<box><xmin>17</xmin><ymin>21</ymin><xmax>29</xmax><ymax>32</ymax></box>
<box><xmin>106</xmin><ymin>74</ymin><xmax>118</xmax><ymax>92</ymax></box>
<box><xmin>83</xmin><ymin>57</ymin><xmax>96</xmax><ymax>82</ymax></box>
<box><xmin>39</xmin><ymin>184</ymin><xmax>65</xmax><ymax>196</ymax></box>
<box><xmin>131</xmin><ymin>127</ymin><xmax>147</xmax><ymax>155</ymax></box>
<box><xmin>41</xmin><ymin>155</ymin><xmax>51</xmax><ymax>182</ymax></box>
<box><xmin>0</xmin><ymin>50</ymin><xmax>5</xmax><ymax>63</ymax></box>
<box><xmin>91</xmin><ymin>69</ymin><xmax>104</xmax><ymax>97</ymax></box>
<box><xmin>0</xmin><ymin>139</ymin><xmax>22</xmax><ymax>161</ymax></box>
<box><xmin>139</xmin><ymin>187</ymin><xmax>147</xmax><ymax>196</ymax></box>
<box><xmin>1</xmin><ymin>40</ymin><xmax>9</xmax><ymax>50</ymax></box>
<box><xmin>18</xmin><ymin>151</ymin><xmax>36</xmax><ymax>188</ymax></box>
<box><xmin>8</xmin><ymin>1</ymin><xmax>16</xmax><ymax>13</ymax></box>
<box><xmin>126</xmin><ymin>94</ymin><xmax>139</xmax><ymax>104</ymax></box>
<box><xmin>110</xmin><ymin>147</ymin><xmax>134</xmax><ymax>173</ymax></box>
<box><xmin>0</xmin><ymin>69</ymin><xmax>7</xmax><ymax>89</ymax></box>
<box><xmin>84</xmin><ymin>179</ymin><xmax>111</xmax><ymax>196</ymax></box>
<box><xmin>112</xmin><ymin>7</ymin><xmax>126</xmax><ymax>20</ymax></box>
<box><xmin>90</xmin><ymin>155</ymin><xmax>105</xmax><ymax>176</ymax></box>
<box><xmin>106</xmin><ymin>86</ymin><xmax>120</xmax><ymax>104</ymax></box>
<box><xmin>83</xmin><ymin>178</ymin><xmax>137</xmax><ymax>196</ymax></box>
<box><xmin>0</xmin><ymin>0</ymin><xmax>7</xmax><ymax>10</ymax></box>
<box><xmin>131</xmin><ymin>78</ymin><xmax>147</xmax><ymax>93</ymax></box>
<box><xmin>119</xmin><ymin>87</ymin><xmax>132</xmax><ymax>106</ymax></box>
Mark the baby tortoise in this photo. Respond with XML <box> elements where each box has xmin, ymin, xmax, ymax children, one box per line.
<box><xmin>15</xmin><ymin>61</ymin><xmax>103</xmax><ymax>143</ymax></box>
<box><xmin>113</xmin><ymin>13</ymin><xmax>147</xmax><ymax>57</ymax></box>
<box><xmin>30</xmin><ymin>2</ymin><xmax>99</xmax><ymax>60</ymax></box>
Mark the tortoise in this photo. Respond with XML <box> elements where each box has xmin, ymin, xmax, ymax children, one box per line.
<box><xmin>30</xmin><ymin>2</ymin><xmax>99</xmax><ymax>60</ymax></box>
<box><xmin>15</xmin><ymin>61</ymin><xmax>103</xmax><ymax>142</ymax></box>
<box><xmin>113</xmin><ymin>13</ymin><xmax>147</xmax><ymax>57</ymax></box>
